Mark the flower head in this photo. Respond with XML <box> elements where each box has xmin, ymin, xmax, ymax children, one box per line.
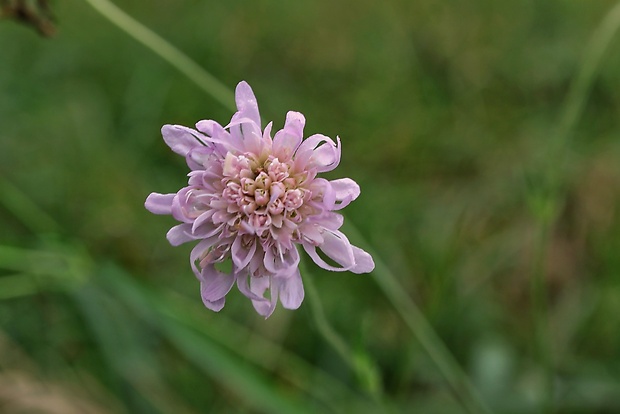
<box><xmin>145</xmin><ymin>81</ymin><xmax>374</xmax><ymax>317</ymax></box>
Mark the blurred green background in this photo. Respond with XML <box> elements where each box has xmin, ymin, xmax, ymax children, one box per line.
<box><xmin>2</xmin><ymin>0</ymin><xmax>620</xmax><ymax>413</ymax></box>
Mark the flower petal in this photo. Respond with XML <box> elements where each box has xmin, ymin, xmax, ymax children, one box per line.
<box><xmin>166</xmin><ymin>223</ymin><xmax>195</xmax><ymax>246</ymax></box>
<box><xmin>299</xmin><ymin>223</ymin><xmax>324</xmax><ymax>245</ymax></box>
<box><xmin>228</xmin><ymin>118</ymin><xmax>263</xmax><ymax>155</ymax></box>
<box><xmin>191</xmin><ymin>210</ymin><xmax>218</xmax><ymax>235</ymax></box>
<box><xmin>196</xmin><ymin>119</ymin><xmax>241</xmax><ymax>155</ymax></box>
<box><xmin>262</xmin><ymin>121</ymin><xmax>274</xmax><ymax>147</ymax></box>
<box><xmin>329</xmin><ymin>178</ymin><xmax>360</xmax><ymax>210</ymax></box>
<box><xmin>170</xmin><ymin>188</ymin><xmax>193</xmax><ymax>223</ymax></box>
<box><xmin>236</xmin><ymin>273</ymin><xmax>269</xmax><ymax>302</ymax></box>
<box><xmin>308</xmin><ymin>178</ymin><xmax>335</xmax><ymax>211</ymax></box>
<box><xmin>234</xmin><ymin>81</ymin><xmax>261</xmax><ymax>127</ymax></box>
<box><xmin>272</xmin><ymin>111</ymin><xmax>305</xmax><ymax>161</ymax></box>
<box><xmin>295</xmin><ymin>134</ymin><xmax>341</xmax><ymax>173</ymax></box>
<box><xmin>350</xmin><ymin>245</ymin><xmax>375</xmax><ymax>274</ymax></box>
<box><xmin>231</xmin><ymin>235</ymin><xmax>258</xmax><ymax>270</ymax></box>
<box><xmin>200</xmin><ymin>265</ymin><xmax>235</xmax><ymax>303</ymax></box>
<box><xmin>277</xmin><ymin>269</ymin><xmax>304</xmax><ymax>310</ymax></box>
<box><xmin>190</xmin><ymin>237</ymin><xmax>219</xmax><ymax>277</ymax></box>
<box><xmin>202</xmin><ymin>297</ymin><xmax>226</xmax><ymax>312</ymax></box>
<box><xmin>311</xmin><ymin>136</ymin><xmax>341</xmax><ymax>173</ymax></box>
<box><xmin>303</xmin><ymin>229</ymin><xmax>355</xmax><ymax>272</ymax></box>
<box><xmin>145</xmin><ymin>193</ymin><xmax>175</xmax><ymax>215</ymax></box>
<box><xmin>264</xmin><ymin>244</ymin><xmax>300</xmax><ymax>276</ymax></box>
<box><xmin>161</xmin><ymin>125</ymin><xmax>207</xmax><ymax>156</ymax></box>
<box><xmin>309</xmin><ymin>212</ymin><xmax>344</xmax><ymax>231</ymax></box>
<box><xmin>186</xmin><ymin>146</ymin><xmax>214</xmax><ymax>170</ymax></box>
<box><xmin>250</xmin><ymin>276</ymin><xmax>278</xmax><ymax>318</ymax></box>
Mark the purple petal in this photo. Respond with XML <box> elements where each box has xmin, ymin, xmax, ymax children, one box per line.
<box><xmin>166</xmin><ymin>223</ymin><xmax>195</xmax><ymax>246</ymax></box>
<box><xmin>228</xmin><ymin>118</ymin><xmax>263</xmax><ymax>155</ymax></box>
<box><xmin>170</xmin><ymin>188</ymin><xmax>192</xmax><ymax>223</ymax></box>
<box><xmin>295</xmin><ymin>134</ymin><xmax>341</xmax><ymax>173</ymax></box>
<box><xmin>231</xmin><ymin>235</ymin><xmax>257</xmax><ymax>270</ymax></box>
<box><xmin>250</xmin><ymin>276</ymin><xmax>278</xmax><ymax>318</ymax></box>
<box><xmin>235</xmin><ymin>81</ymin><xmax>261</xmax><ymax>127</ymax></box>
<box><xmin>272</xmin><ymin>111</ymin><xmax>305</xmax><ymax>161</ymax></box>
<box><xmin>293</xmin><ymin>134</ymin><xmax>323</xmax><ymax>168</ymax></box>
<box><xmin>161</xmin><ymin>125</ymin><xmax>207</xmax><ymax>156</ymax></box>
<box><xmin>263</xmin><ymin>121</ymin><xmax>274</xmax><ymax>146</ymax></box>
<box><xmin>190</xmin><ymin>237</ymin><xmax>219</xmax><ymax>277</ymax></box>
<box><xmin>299</xmin><ymin>223</ymin><xmax>324</xmax><ymax>245</ymax></box>
<box><xmin>309</xmin><ymin>212</ymin><xmax>344</xmax><ymax>231</ymax></box>
<box><xmin>200</xmin><ymin>265</ymin><xmax>235</xmax><ymax>302</ymax></box>
<box><xmin>186</xmin><ymin>146</ymin><xmax>213</xmax><ymax>170</ymax></box>
<box><xmin>191</xmin><ymin>210</ymin><xmax>218</xmax><ymax>235</ymax></box>
<box><xmin>350</xmin><ymin>245</ymin><xmax>375</xmax><ymax>274</ymax></box>
<box><xmin>311</xmin><ymin>136</ymin><xmax>341</xmax><ymax>173</ymax></box>
<box><xmin>202</xmin><ymin>297</ymin><xmax>225</xmax><ymax>312</ymax></box>
<box><xmin>329</xmin><ymin>178</ymin><xmax>360</xmax><ymax>210</ymax></box>
<box><xmin>236</xmin><ymin>273</ymin><xmax>269</xmax><ymax>302</ymax></box>
<box><xmin>277</xmin><ymin>270</ymin><xmax>304</xmax><ymax>309</ymax></box>
<box><xmin>195</xmin><ymin>119</ymin><xmax>216</xmax><ymax>136</ymax></box>
<box><xmin>263</xmin><ymin>245</ymin><xmax>300</xmax><ymax>275</ymax></box>
<box><xmin>145</xmin><ymin>193</ymin><xmax>175</xmax><ymax>215</ymax></box>
<box><xmin>303</xmin><ymin>229</ymin><xmax>355</xmax><ymax>272</ymax></box>
<box><xmin>196</xmin><ymin>120</ymin><xmax>241</xmax><ymax>155</ymax></box>
<box><xmin>308</xmin><ymin>178</ymin><xmax>335</xmax><ymax>211</ymax></box>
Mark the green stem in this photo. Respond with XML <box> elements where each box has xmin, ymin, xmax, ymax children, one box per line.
<box><xmin>302</xmin><ymin>265</ymin><xmax>354</xmax><ymax>368</ymax></box>
<box><xmin>553</xmin><ymin>2</ymin><xmax>620</xmax><ymax>156</ymax></box>
<box><xmin>0</xmin><ymin>274</ymin><xmax>45</xmax><ymax>299</ymax></box>
<box><xmin>543</xmin><ymin>2</ymin><xmax>620</xmax><ymax>201</ymax></box>
<box><xmin>301</xmin><ymin>261</ymin><xmax>384</xmax><ymax>404</ymax></box>
<box><xmin>0</xmin><ymin>177</ymin><xmax>61</xmax><ymax>235</ymax></box>
<box><xmin>83</xmin><ymin>0</ymin><xmax>236</xmax><ymax>112</ymax></box>
<box><xmin>344</xmin><ymin>224</ymin><xmax>491</xmax><ymax>414</ymax></box>
<box><xmin>530</xmin><ymin>217</ymin><xmax>553</xmax><ymax>413</ymax></box>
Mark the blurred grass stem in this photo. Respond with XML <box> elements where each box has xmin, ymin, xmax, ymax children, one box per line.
<box><xmin>552</xmin><ymin>2</ymin><xmax>620</xmax><ymax>159</ymax></box>
<box><xmin>0</xmin><ymin>177</ymin><xmax>61</xmax><ymax>235</ymax></box>
<box><xmin>302</xmin><ymin>267</ymin><xmax>359</xmax><ymax>372</ymax></box>
<box><xmin>530</xmin><ymin>217</ymin><xmax>554</xmax><ymax>413</ymax></box>
<box><xmin>530</xmin><ymin>2</ymin><xmax>620</xmax><ymax>412</ymax></box>
<box><xmin>302</xmin><ymin>261</ymin><xmax>384</xmax><ymax>404</ymax></box>
<box><xmin>344</xmin><ymin>224</ymin><xmax>492</xmax><ymax>414</ymax></box>
<box><xmin>83</xmin><ymin>0</ymin><xmax>236</xmax><ymax>112</ymax></box>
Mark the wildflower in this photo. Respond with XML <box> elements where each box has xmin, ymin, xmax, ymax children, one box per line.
<box><xmin>145</xmin><ymin>81</ymin><xmax>374</xmax><ymax>317</ymax></box>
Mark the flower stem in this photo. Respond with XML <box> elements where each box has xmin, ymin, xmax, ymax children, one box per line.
<box><xmin>82</xmin><ymin>0</ymin><xmax>236</xmax><ymax>112</ymax></box>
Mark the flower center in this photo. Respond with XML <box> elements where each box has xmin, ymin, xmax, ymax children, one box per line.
<box><xmin>220</xmin><ymin>152</ymin><xmax>309</xmax><ymax>238</ymax></box>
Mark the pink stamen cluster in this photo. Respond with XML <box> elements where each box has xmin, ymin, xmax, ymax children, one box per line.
<box><xmin>220</xmin><ymin>153</ymin><xmax>308</xmax><ymax>241</ymax></box>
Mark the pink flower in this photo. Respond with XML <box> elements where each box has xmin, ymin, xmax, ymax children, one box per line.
<box><xmin>145</xmin><ymin>81</ymin><xmax>374</xmax><ymax>318</ymax></box>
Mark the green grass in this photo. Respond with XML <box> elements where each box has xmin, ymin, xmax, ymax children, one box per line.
<box><xmin>2</xmin><ymin>0</ymin><xmax>620</xmax><ymax>412</ymax></box>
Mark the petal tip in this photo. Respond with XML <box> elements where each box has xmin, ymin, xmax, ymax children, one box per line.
<box><xmin>145</xmin><ymin>192</ymin><xmax>175</xmax><ymax>215</ymax></box>
<box><xmin>351</xmin><ymin>246</ymin><xmax>375</xmax><ymax>274</ymax></box>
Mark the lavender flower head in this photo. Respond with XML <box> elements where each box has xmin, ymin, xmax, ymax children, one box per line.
<box><xmin>145</xmin><ymin>81</ymin><xmax>374</xmax><ymax>317</ymax></box>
